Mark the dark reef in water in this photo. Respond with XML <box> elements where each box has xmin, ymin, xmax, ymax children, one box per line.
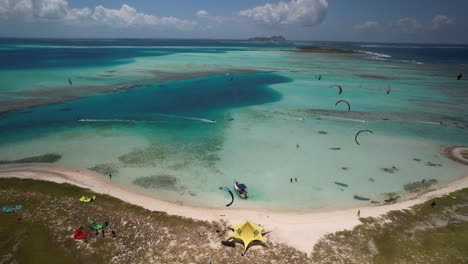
<box><xmin>88</xmin><ymin>163</ymin><xmax>119</xmax><ymax>175</ymax></box>
<box><xmin>425</xmin><ymin>162</ymin><xmax>443</xmax><ymax>167</ymax></box>
<box><xmin>381</xmin><ymin>166</ymin><xmax>399</xmax><ymax>173</ymax></box>
<box><xmin>334</xmin><ymin>182</ymin><xmax>348</xmax><ymax>187</ymax></box>
<box><xmin>0</xmin><ymin>153</ymin><xmax>61</xmax><ymax>165</ymax></box>
<box><xmin>133</xmin><ymin>175</ymin><xmax>182</xmax><ymax>191</ymax></box>
<box><xmin>404</xmin><ymin>179</ymin><xmax>438</xmax><ymax>193</ymax></box>
<box><xmin>353</xmin><ymin>195</ymin><xmax>370</xmax><ymax>201</ymax></box>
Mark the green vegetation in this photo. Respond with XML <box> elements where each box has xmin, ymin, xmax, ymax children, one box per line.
<box><xmin>0</xmin><ymin>154</ymin><xmax>61</xmax><ymax>165</ymax></box>
<box><xmin>0</xmin><ymin>178</ymin><xmax>308</xmax><ymax>264</ymax></box>
<box><xmin>312</xmin><ymin>188</ymin><xmax>468</xmax><ymax>264</ymax></box>
<box><xmin>1</xmin><ymin>178</ymin><xmax>467</xmax><ymax>264</ymax></box>
<box><xmin>462</xmin><ymin>151</ymin><xmax>468</xmax><ymax>159</ymax></box>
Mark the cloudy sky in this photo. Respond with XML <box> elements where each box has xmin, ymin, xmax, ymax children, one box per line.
<box><xmin>1</xmin><ymin>0</ymin><xmax>467</xmax><ymax>43</ymax></box>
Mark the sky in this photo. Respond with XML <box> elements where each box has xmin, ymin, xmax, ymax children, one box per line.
<box><xmin>0</xmin><ymin>0</ymin><xmax>467</xmax><ymax>43</ymax></box>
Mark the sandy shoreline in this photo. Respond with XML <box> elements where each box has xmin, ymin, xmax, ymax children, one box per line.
<box><xmin>1</xmin><ymin>164</ymin><xmax>467</xmax><ymax>254</ymax></box>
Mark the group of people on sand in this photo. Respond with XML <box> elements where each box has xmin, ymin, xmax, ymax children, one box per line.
<box><xmin>290</xmin><ymin>178</ymin><xmax>298</xmax><ymax>183</ymax></box>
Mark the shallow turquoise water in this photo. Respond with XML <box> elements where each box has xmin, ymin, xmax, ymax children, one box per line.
<box><xmin>0</xmin><ymin>40</ymin><xmax>467</xmax><ymax>210</ymax></box>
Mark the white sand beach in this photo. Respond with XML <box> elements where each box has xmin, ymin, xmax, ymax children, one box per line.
<box><xmin>1</xmin><ymin>152</ymin><xmax>467</xmax><ymax>254</ymax></box>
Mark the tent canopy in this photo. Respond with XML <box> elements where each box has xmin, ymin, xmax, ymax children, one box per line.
<box><xmin>230</xmin><ymin>221</ymin><xmax>267</xmax><ymax>252</ymax></box>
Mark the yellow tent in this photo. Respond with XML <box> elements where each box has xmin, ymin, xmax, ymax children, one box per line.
<box><xmin>229</xmin><ymin>221</ymin><xmax>267</xmax><ymax>255</ymax></box>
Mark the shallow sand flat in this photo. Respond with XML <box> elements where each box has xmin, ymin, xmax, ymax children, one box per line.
<box><xmin>1</xmin><ymin>164</ymin><xmax>467</xmax><ymax>254</ymax></box>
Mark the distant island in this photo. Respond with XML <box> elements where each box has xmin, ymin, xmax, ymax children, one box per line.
<box><xmin>247</xmin><ymin>35</ymin><xmax>287</xmax><ymax>42</ymax></box>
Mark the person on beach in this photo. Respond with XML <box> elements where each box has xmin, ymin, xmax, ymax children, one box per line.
<box><xmin>431</xmin><ymin>201</ymin><xmax>437</xmax><ymax>208</ymax></box>
<box><xmin>296</xmin><ymin>144</ymin><xmax>299</xmax><ymax>148</ymax></box>
<box><xmin>357</xmin><ymin>210</ymin><xmax>360</xmax><ymax>217</ymax></box>
<box><xmin>109</xmin><ymin>174</ymin><xmax>112</xmax><ymax>180</ymax></box>
<box><xmin>290</xmin><ymin>178</ymin><xmax>293</xmax><ymax>183</ymax></box>
<box><xmin>295</xmin><ymin>178</ymin><xmax>297</xmax><ymax>182</ymax></box>
<box><xmin>112</xmin><ymin>231</ymin><xmax>116</xmax><ymax>237</ymax></box>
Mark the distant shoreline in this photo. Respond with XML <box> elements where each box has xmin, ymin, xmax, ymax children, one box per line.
<box><xmin>291</xmin><ymin>46</ymin><xmax>362</xmax><ymax>54</ymax></box>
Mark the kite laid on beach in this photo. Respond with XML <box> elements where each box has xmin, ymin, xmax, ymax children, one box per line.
<box><xmin>355</xmin><ymin>129</ymin><xmax>374</xmax><ymax>145</ymax></box>
<box><xmin>335</xmin><ymin>100</ymin><xmax>351</xmax><ymax>112</ymax></box>
<box><xmin>329</xmin><ymin>85</ymin><xmax>343</xmax><ymax>95</ymax></box>
<box><xmin>219</xmin><ymin>187</ymin><xmax>234</xmax><ymax>207</ymax></box>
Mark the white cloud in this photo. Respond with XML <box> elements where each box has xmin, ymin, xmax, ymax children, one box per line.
<box><xmin>239</xmin><ymin>0</ymin><xmax>328</xmax><ymax>27</ymax></box>
<box><xmin>195</xmin><ymin>9</ymin><xmax>225</xmax><ymax>23</ymax></box>
<box><xmin>354</xmin><ymin>20</ymin><xmax>381</xmax><ymax>31</ymax></box>
<box><xmin>0</xmin><ymin>0</ymin><xmax>196</xmax><ymax>30</ymax></box>
<box><xmin>392</xmin><ymin>17</ymin><xmax>422</xmax><ymax>34</ymax></box>
<box><xmin>432</xmin><ymin>14</ymin><xmax>454</xmax><ymax>30</ymax></box>
<box><xmin>196</xmin><ymin>9</ymin><xmax>208</xmax><ymax>18</ymax></box>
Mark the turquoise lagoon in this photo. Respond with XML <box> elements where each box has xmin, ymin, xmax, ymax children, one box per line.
<box><xmin>0</xmin><ymin>40</ymin><xmax>467</xmax><ymax>210</ymax></box>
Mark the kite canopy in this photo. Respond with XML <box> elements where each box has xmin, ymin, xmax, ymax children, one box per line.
<box><xmin>229</xmin><ymin>221</ymin><xmax>267</xmax><ymax>254</ymax></box>
<box><xmin>2</xmin><ymin>204</ymin><xmax>22</xmax><ymax>213</ymax></box>
<box><xmin>80</xmin><ymin>195</ymin><xmax>96</xmax><ymax>203</ymax></box>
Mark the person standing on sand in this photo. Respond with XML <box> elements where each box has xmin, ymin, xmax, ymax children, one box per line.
<box><xmin>109</xmin><ymin>174</ymin><xmax>112</xmax><ymax>180</ymax></box>
<box><xmin>357</xmin><ymin>210</ymin><xmax>360</xmax><ymax>217</ymax></box>
<box><xmin>290</xmin><ymin>178</ymin><xmax>293</xmax><ymax>183</ymax></box>
<box><xmin>295</xmin><ymin>178</ymin><xmax>297</xmax><ymax>182</ymax></box>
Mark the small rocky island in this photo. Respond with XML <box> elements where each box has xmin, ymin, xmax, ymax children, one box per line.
<box><xmin>247</xmin><ymin>35</ymin><xmax>287</xmax><ymax>42</ymax></box>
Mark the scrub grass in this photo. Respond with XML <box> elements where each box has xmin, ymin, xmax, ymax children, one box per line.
<box><xmin>1</xmin><ymin>178</ymin><xmax>467</xmax><ymax>264</ymax></box>
<box><xmin>312</xmin><ymin>188</ymin><xmax>468</xmax><ymax>264</ymax></box>
<box><xmin>0</xmin><ymin>178</ymin><xmax>308</xmax><ymax>264</ymax></box>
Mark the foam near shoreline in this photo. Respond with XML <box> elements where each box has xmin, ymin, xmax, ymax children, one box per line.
<box><xmin>1</xmin><ymin>161</ymin><xmax>467</xmax><ymax>254</ymax></box>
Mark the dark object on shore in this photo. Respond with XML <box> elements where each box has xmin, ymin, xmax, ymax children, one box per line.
<box><xmin>68</xmin><ymin>77</ymin><xmax>72</xmax><ymax>85</ymax></box>
<box><xmin>353</xmin><ymin>195</ymin><xmax>371</xmax><ymax>201</ymax></box>
<box><xmin>355</xmin><ymin>130</ymin><xmax>373</xmax><ymax>145</ymax></box>
<box><xmin>111</xmin><ymin>231</ymin><xmax>116</xmax><ymax>237</ymax></box>
<box><xmin>341</xmin><ymin>166</ymin><xmax>349</xmax><ymax>171</ymax></box>
<box><xmin>295</xmin><ymin>178</ymin><xmax>297</xmax><ymax>182</ymax></box>
<box><xmin>456</xmin><ymin>73</ymin><xmax>462</xmax><ymax>80</ymax></box>
<box><xmin>357</xmin><ymin>210</ymin><xmax>360</xmax><ymax>217</ymax></box>
<box><xmin>109</xmin><ymin>174</ymin><xmax>112</xmax><ymax>180</ymax></box>
<box><xmin>431</xmin><ymin>201</ymin><xmax>437</xmax><ymax>208</ymax></box>
<box><xmin>290</xmin><ymin>178</ymin><xmax>293</xmax><ymax>183</ymax></box>
<box><xmin>334</xmin><ymin>182</ymin><xmax>348</xmax><ymax>188</ymax></box>
<box><xmin>296</xmin><ymin>144</ymin><xmax>299</xmax><ymax>148</ymax></box>
<box><xmin>330</xmin><ymin>147</ymin><xmax>341</xmax><ymax>150</ymax></box>
<box><xmin>0</xmin><ymin>153</ymin><xmax>62</xmax><ymax>165</ymax></box>
<box><xmin>228</xmin><ymin>117</ymin><xmax>235</xmax><ymax>121</ymax></box>
<box><xmin>222</xmin><ymin>240</ymin><xmax>236</xmax><ymax>247</ymax></box>
<box><xmin>368</xmin><ymin>177</ymin><xmax>375</xmax><ymax>183</ymax></box>
<box><xmin>413</xmin><ymin>158</ymin><xmax>421</xmax><ymax>162</ymax></box>
<box><xmin>102</xmin><ymin>229</ymin><xmax>105</xmax><ymax>237</ymax></box>
<box><xmin>318</xmin><ymin>130</ymin><xmax>328</xmax><ymax>135</ymax></box>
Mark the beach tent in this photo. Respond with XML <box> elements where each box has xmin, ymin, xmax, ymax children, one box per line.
<box><xmin>1</xmin><ymin>205</ymin><xmax>22</xmax><ymax>213</ymax></box>
<box><xmin>228</xmin><ymin>221</ymin><xmax>267</xmax><ymax>255</ymax></box>
<box><xmin>79</xmin><ymin>195</ymin><xmax>96</xmax><ymax>202</ymax></box>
